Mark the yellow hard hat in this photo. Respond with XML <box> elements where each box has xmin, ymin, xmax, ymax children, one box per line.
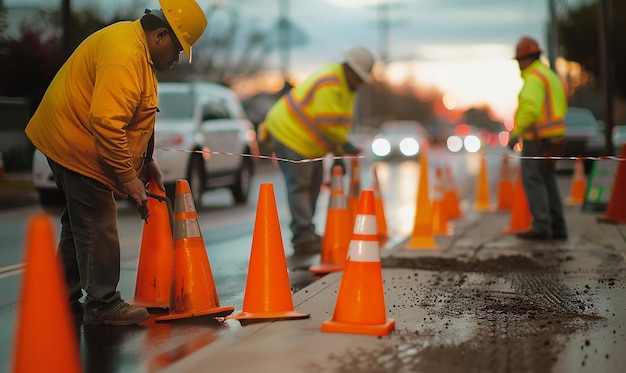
<box><xmin>159</xmin><ymin>0</ymin><xmax>207</xmax><ymax>63</ymax></box>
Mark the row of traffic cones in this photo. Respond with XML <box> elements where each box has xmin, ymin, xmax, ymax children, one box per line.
<box><xmin>14</xmin><ymin>175</ymin><xmax>396</xmax><ymax>371</ymax></box>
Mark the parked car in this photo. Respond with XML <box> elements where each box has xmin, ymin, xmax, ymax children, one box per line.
<box><xmin>370</xmin><ymin>120</ymin><xmax>429</xmax><ymax>159</ymax></box>
<box><xmin>612</xmin><ymin>124</ymin><xmax>626</xmax><ymax>154</ymax></box>
<box><xmin>32</xmin><ymin>81</ymin><xmax>259</xmax><ymax>208</ymax></box>
<box><xmin>560</xmin><ymin>107</ymin><xmax>607</xmax><ymax>173</ymax></box>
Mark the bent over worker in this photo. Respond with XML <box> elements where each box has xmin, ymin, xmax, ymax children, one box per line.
<box><xmin>508</xmin><ymin>36</ymin><xmax>568</xmax><ymax>241</ymax></box>
<box><xmin>25</xmin><ymin>0</ymin><xmax>207</xmax><ymax>326</ymax></box>
<box><xmin>264</xmin><ymin>46</ymin><xmax>375</xmax><ymax>254</ymax></box>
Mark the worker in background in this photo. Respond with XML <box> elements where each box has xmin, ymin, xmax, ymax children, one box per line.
<box><xmin>508</xmin><ymin>36</ymin><xmax>568</xmax><ymax>240</ymax></box>
<box><xmin>263</xmin><ymin>46</ymin><xmax>375</xmax><ymax>255</ymax></box>
<box><xmin>25</xmin><ymin>0</ymin><xmax>207</xmax><ymax>325</ymax></box>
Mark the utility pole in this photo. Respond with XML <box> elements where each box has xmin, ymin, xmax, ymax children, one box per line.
<box><xmin>278</xmin><ymin>0</ymin><xmax>290</xmax><ymax>85</ymax></box>
<box><xmin>547</xmin><ymin>0</ymin><xmax>558</xmax><ymax>72</ymax></box>
<box><xmin>597</xmin><ymin>0</ymin><xmax>614</xmax><ymax>154</ymax></box>
<box><xmin>61</xmin><ymin>0</ymin><xmax>71</xmax><ymax>60</ymax></box>
<box><xmin>377</xmin><ymin>0</ymin><xmax>389</xmax><ymax>66</ymax></box>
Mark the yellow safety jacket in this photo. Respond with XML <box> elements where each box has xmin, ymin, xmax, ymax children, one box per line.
<box><xmin>25</xmin><ymin>20</ymin><xmax>158</xmax><ymax>196</ymax></box>
<box><xmin>513</xmin><ymin>60</ymin><xmax>567</xmax><ymax>140</ymax></box>
<box><xmin>264</xmin><ymin>63</ymin><xmax>355</xmax><ymax>158</ymax></box>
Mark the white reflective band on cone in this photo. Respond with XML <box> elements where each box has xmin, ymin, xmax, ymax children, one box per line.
<box><xmin>353</xmin><ymin>214</ymin><xmax>377</xmax><ymax>235</ymax></box>
<box><xmin>346</xmin><ymin>240</ymin><xmax>380</xmax><ymax>262</ymax></box>
<box><xmin>174</xmin><ymin>218</ymin><xmax>201</xmax><ymax>239</ymax></box>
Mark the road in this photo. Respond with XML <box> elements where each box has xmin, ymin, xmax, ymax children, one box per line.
<box><xmin>0</xmin><ymin>147</ymin><xmax>508</xmax><ymax>373</ymax></box>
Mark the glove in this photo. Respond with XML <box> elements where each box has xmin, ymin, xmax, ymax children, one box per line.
<box><xmin>507</xmin><ymin>136</ymin><xmax>519</xmax><ymax>150</ymax></box>
<box><xmin>332</xmin><ymin>158</ymin><xmax>346</xmax><ymax>175</ymax></box>
<box><xmin>343</xmin><ymin>142</ymin><xmax>361</xmax><ymax>155</ymax></box>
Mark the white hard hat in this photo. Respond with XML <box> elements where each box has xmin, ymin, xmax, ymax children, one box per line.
<box><xmin>343</xmin><ymin>46</ymin><xmax>375</xmax><ymax>84</ymax></box>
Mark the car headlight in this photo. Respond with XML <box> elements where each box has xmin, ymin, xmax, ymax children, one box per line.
<box><xmin>464</xmin><ymin>135</ymin><xmax>481</xmax><ymax>153</ymax></box>
<box><xmin>447</xmin><ymin>135</ymin><xmax>463</xmax><ymax>153</ymax></box>
<box><xmin>372</xmin><ymin>138</ymin><xmax>391</xmax><ymax>157</ymax></box>
<box><xmin>399</xmin><ymin>137</ymin><xmax>419</xmax><ymax>156</ymax></box>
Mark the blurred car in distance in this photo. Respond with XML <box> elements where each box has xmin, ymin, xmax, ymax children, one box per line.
<box><xmin>560</xmin><ymin>107</ymin><xmax>607</xmax><ymax>173</ymax></box>
<box><xmin>32</xmin><ymin>81</ymin><xmax>259</xmax><ymax>208</ymax></box>
<box><xmin>446</xmin><ymin>123</ymin><xmax>483</xmax><ymax>153</ymax></box>
<box><xmin>612</xmin><ymin>124</ymin><xmax>626</xmax><ymax>154</ymax></box>
<box><xmin>370</xmin><ymin>120</ymin><xmax>429</xmax><ymax>159</ymax></box>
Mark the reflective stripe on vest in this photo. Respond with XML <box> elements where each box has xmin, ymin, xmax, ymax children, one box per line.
<box><xmin>524</xmin><ymin>69</ymin><xmax>566</xmax><ymax>139</ymax></box>
<box><xmin>282</xmin><ymin>74</ymin><xmax>344</xmax><ymax>152</ymax></box>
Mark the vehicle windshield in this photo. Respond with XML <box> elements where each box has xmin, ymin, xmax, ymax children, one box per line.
<box><xmin>158</xmin><ymin>92</ymin><xmax>194</xmax><ymax>119</ymax></box>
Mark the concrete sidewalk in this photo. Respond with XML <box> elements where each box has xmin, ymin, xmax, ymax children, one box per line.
<box><xmin>163</xmin><ymin>195</ymin><xmax>626</xmax><ymax>373</ymax></box>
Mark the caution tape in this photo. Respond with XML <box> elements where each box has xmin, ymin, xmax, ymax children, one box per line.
<box><xmin>158</xmin><ymin>147</ymin><xmax>626</xmax><ymax>163</ymax></box>
<box><xmin>158</xmin><ymin>148</ymin><xmax>365</xmax><ymax>164</ymax></box>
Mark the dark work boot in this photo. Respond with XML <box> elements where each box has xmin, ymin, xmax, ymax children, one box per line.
<box><xmin>83</xmin><ymin>302</ymin><xmax>149</xmax><ymax>326</ymax></box>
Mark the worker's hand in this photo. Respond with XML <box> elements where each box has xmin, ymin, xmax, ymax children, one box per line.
<box><xmin>139</xmin><ymin>159</ymin><xmax>165</xmax><ymax>191</ymax></box>
<box><xmin>343</xmin><ymin>142</ymin><xmax>361</xmax><ymax>155</ymax></box>
<box><xmin>122</xmin><ymin>177</ymin><xmax>148</xmax><ymax>207</ymax></box>
<box><xmin>507</xmin><ymin>136</ymin><xmax>519</xmax><ymax>150</ymax></box>
<box><xmin>332</xmin><ymin>158</ymin><xmax>346</xmax><ymax>175</ymax></box>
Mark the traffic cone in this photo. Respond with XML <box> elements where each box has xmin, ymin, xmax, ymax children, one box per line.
<box><xmin>432</xmin><ymin>167</ymin><xmax>450</xmax><ymax>236</ymax></box>
<box><xmin>321</xmin><ymin>189</ymin><xmax>395</xmax><ymax>336</ymax></box>
<box><xmin>474</xmin><ymin>152</ymin><xmax>491</xmax><ymax>211</ymax></box>
<box><xmin>566</xmin><ymin>158</ymin><xmax>587</xmax><ymax>205</ymax></box>
<box><xmin>156</xmin><ymin>179</ymin><xmax>234</xmax><ymax>322</ymax></box>
<box><xmin>503</xmin><ymin>167</ymin><xmax>532</xmax><ymax>233</ymax></box>
<box><xmin>372</xmin><ymin>164</ymin><xmax>388</xmax><ymax>239</ymax></box>
<box><xmin>132</xmin><ymin>181</ymin><xmax>173</xmax><ymax>310</ymax></box>
<box><xmin>229</xmin><ymin>183</ymin><xmax>310</xmax><ymax>321</ymax></box>
<box><xmin>310</xmin><ymin>166</ymin><xmax>352</xmax><ymax>275</ymax></box>
<box><xmin>599</xmin><ymin>143</ymin><xmax>626</xmax><ymax>224</ymax></box>
<box><xmin>12</xmin><ymin>214</ymin><xmax>82</xmax><ymax>373</ymax></box>
<box><xmin>347</xmin><ymin>158</ymin><xmax>361</xmax><ymax>225</ymax></box>
<box><xmin>496</xmin><ymin>156</ymin><xmax>514</xmax><ymax>210</ymax></box>
<box><xmin>443</xmin><ymin>163</ymin><xmax>462</xmax><ymax>220</ymax></box>
<box><xmin>406</xmin><ymin>151</ymin><xmax>438</xmax><ymax>249</ymax></box>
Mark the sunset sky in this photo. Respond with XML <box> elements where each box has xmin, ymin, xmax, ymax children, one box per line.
<box><xmin>5</xmin><ymin>0</ymin><xmax>588</xmax><ymax>122</ymax></box>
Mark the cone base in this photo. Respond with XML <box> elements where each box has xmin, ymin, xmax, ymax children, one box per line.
<box><xmin>321</xmin><ymin>318</ymin><xmax>395</xmax><ymax>336</ymax></box>
<box><xmin>227</xmin><ymin>310</ymin><xmax>310</xmax><ymax>321</ymax></box>
<box><xmin>503</xmin><ymin>226</ymin><xmax>531</xmax><ymax>234</ymax></box>
<box><xmin>474</xmin><ymin>202</ymin><xmax>493</xmax><ymax>212</ymax></box>
<box><xmin>597</xmin><ymin>215</ymin><xmax>626</xmax><ymax>225</ymax></box>
<box><xmin>155</xmin><ymin>306</ymin><xmax>234</xmax><ymax>322</ymax></box>
<box><xmin>405</xmin><ymin>236</ymin><xmax>438</xmax><ymax>250</ymax></box>
<box><xmin>309</xmin><ymin>263</ymin><xmax>344</xmax><ymax>275</ymax></box>
<box><xmin>130</xmin><ymin>297</ymin><xmax>169</xmax><ymax>311</ymax></box>
<box><xmin>565</xmin><ymin>197</ymin><xmax>584</xmax><ymax>206</ymax></box>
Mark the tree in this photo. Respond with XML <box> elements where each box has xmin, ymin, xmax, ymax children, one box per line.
<box><xmin>558</xmin><ymin>0</ymin><xmax>626</xmax><ymax>98</ymax></box>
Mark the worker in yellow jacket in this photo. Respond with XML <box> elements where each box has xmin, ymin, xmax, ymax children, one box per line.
<box><xmin>264</xmin><ymin>46</ymin><xmax>375</xmax><ymax>254</ymax></box>
<box><xmin>25</xmin><ymin>0</ymin><xmax>207</xmax><ymax>325</ymax></box>
<box><xmin>508</xmin><ymin>36</ymin><xmax>568</xmax><ymax>240</ymax></box>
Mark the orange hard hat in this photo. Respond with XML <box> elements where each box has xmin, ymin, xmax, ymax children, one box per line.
<box><xmin>515</xmin><ymin>36</ymin><xmax>541</xmax><ymax>60</ymax></box>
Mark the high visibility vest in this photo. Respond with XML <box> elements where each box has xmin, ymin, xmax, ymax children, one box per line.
<box><xmin>514</xmin><ymin>61</ymin><xmax>567</xmax><ymax>140</ymax></box>
<box><xmin>265</xmin><ymin>63</ymin><xmax>355</xmax><ymax>158</ymax></box>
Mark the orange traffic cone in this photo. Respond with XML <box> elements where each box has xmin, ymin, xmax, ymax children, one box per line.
<box><xmin>432</xmin><ymin>167</ymin><xmax>450</xmax><ymax>236</ymax></box>
<box><xmin>599</xmin><ymin>143</ymin><xmax>626</xmax><ymax>224</ymax></box>
<box><xmin>372</xmin><ymin>163</ymin><xmax>388</xmax><ymax>239</ymax></box>
<box><xmin>347</xmin><ymin>158</ymin><xmax>361</xmax><ymax>225</ymax></box>
<box><xmin>229</xmin><ymin>183</ymin><xmax>310</xmax><ymax>321</ymax></box>
<box><xmin>496</xmin><ymin>156</ymin><xmax>514</xmax><ymax>210</ymax></box>
<box><xmin>503</xmin><ymin>167</ymin><xmax>532</xmax><ymax>233</ymax></box>
<box><xmin>132</xmin><ymin>181</ymin><xmax>173</xmax><ymax>310</ymax></box>
<box><xmin>321</xmin><ymin>189</ymin><xmax>395</xmax><ymax>336</ymax></box>
<box><xmin>443</xmin><ymin>163</ymin><xmax>462</xmax><ymax>220</ymax></box>
<box><xmin>474</xmin><ymin>152</ymin><xmax>491</xmax><ymax>211</ymax></box>
<box><xmin>310</xmin><ymin>166</ymin><xmax>352</xmax><ymax>275</ymax></box>
<box><xmin>406</xmin><ymin>151</ymin><xmax>438</xmax><ymax>249</ymax></box>
<box><xmin>156</xmin><ymin>179</ymin><xmax>234</xmax><ymax>322</ymax></box>
<box><xmin>13</xmin><ymin>214</ymin><xmax>82</xmax><ymax>373</ymax></box>
<box><xmin>566</xmin><ymin>158</ymin><xmax>587</xmax><ymax>205</ymax></box>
